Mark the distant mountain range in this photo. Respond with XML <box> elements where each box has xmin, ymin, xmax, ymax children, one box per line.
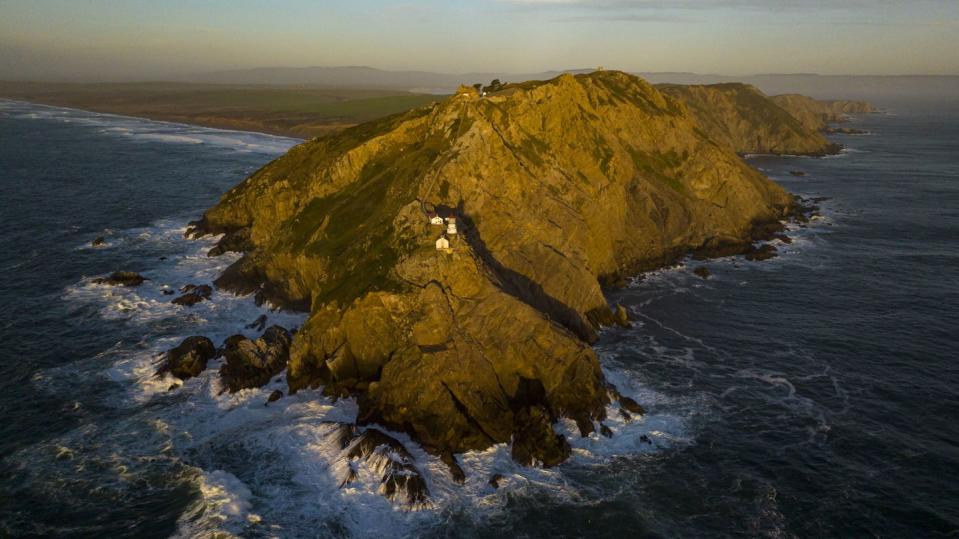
<box><xmin>182</xmin><ymin>66</ymin><xmax>959</xmax><ymax>101</ymax></box>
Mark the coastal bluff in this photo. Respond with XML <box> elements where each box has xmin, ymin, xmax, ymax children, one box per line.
<box><xmin>187</xmin><ymin>70</ymin><xmax>862</xmax><ymax>469</ymax></box>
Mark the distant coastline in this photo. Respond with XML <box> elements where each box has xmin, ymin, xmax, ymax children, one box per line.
<box><xmin>0</xmin><ymin>81</ymin><xmax>442</xmax><ymax>139</ymax></box>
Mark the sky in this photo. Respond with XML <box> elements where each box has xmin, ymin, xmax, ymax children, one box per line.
<box><xmin>1</xmin><ymin>0</ymin><xmax>957</xmax><ymax>81</ymax></box>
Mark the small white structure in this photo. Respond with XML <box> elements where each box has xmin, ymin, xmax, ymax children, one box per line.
<box><xmin>429</xmin><ymin>213</ymin><xmax>444</xmax><ymax>226</ymax></box>
<box><xmin>435</xmin><ymin>236</ymin><xmax>450</xmax><ymax>251</ymax></box>
<box><xmin>446</xmin><ymin>216</ymin><xmax>458</xmax><ymax>235</ymax></box>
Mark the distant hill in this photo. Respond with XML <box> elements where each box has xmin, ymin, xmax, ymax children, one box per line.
<box><xmin>184</xmin><ymin>65</ymin><xmax>594</xmax><ymax>94</ymax></box>
<box><xmin>181</xmin><ymin>66</ymin><xmax>959</xmax><ymax>102</ymax></box>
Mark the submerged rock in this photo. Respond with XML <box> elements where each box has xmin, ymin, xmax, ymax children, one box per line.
<box><xmin>172</xmin><ymin>284</ymin><xmax>212</xmax><ymax>306</ymax></box>
<box><xmin>91</xmin><ymin>236</ymin><xmax>106</xmax><ymax>247</ymax></box>
<box><xmin>789</xmin><ymin>170</ymin><xmax>807</xmax><ymax>177</ymax></box>
<box><xmin>157</xmin><ymin>336</ymin><xmax>216</xmax><ymax>380</ymax></box>
<box><xmin>693</xmin><ymin>266</ymin><xmax>711</xmax><ymax>279</ymax></box>
<box><xmin>245</xmin><ymin>314</ymin><xmax>268</xmax><ymax>332</ymax></box>
<box><xmin>266</xmin><ymin>389</ymin><xmax>283</xmax><ymax>404</ymax></box>
<box><xmin>744</xmin><ymin>243</ymin><xmax>778</xmax><ymax>262</ymax></box>
<box><xmin>93</xmin><ymin>271</ymin><xmax>146</xmax><ymax>287</ymax></box>
<box><xmin>219</xmin><ymin>326</ymin><xmax>292</xmax><ymax>393</ymax></box>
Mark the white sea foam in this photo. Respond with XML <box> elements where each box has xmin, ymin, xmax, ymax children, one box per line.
<box><xmin>173</xmin><ymin>470</ymin><xmax>261</xmax><ymax>538</ymax></box>
<box><xmin>47</xmin><ymin>208</ymin><xmax>687</xmax><ymax>537</ymax></box>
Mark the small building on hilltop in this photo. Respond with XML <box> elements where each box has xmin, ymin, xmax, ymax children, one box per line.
<box><xmin>428</xmin><ymin>212</ymin><xmax>444</xmax><ymax>226</ymax></box>
<box><xmin>435</xmin><ymin>236</ymin><xmax>451</xmax><ymax>251</ymax></box>
<box><xmin>446</xmin><ymin>216</ymin><xmax>458</xmax><ymax>235</ymax></box>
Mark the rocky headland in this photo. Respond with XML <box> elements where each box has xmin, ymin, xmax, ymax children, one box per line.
<box><xmin>657</xmin><ymin>82</ymin><xmax>839</xmax><ymax>156</ymax></box>
<box><xmin>167</xmin><ymin>70</ymin><xmax>868</xmax><ymax>500</ymax></box>
<box><xmin>770</xmin><ymin>93</ymin><xmax>877</xmax><ymax>132</ymax></box>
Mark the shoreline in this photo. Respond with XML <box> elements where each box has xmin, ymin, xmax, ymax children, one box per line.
<box><xmin>0</xmin><ymin>97</ymin><xmax>310</xmax><ymax>140</ymax></box>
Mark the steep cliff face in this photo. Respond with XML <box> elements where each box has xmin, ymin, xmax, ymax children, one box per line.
<box><xmin>191</xmin><ymin>71</ymin><xmax>796</xmax><ymax>462</ymax></box>
<box><xmin>658</xmin><ymin>83</ymin><xmax>836</xmax><ymax>156</ymax></box>
<box><xmin>770</xmin><ymin>94</ymin><xmax>877</xmax><ymax>131</ymax></box>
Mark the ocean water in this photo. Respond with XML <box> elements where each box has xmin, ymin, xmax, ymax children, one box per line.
<box><xmin>1</xmin><ymin>98</ymin><xmax>957</xmax><ymax>538</ymax></box>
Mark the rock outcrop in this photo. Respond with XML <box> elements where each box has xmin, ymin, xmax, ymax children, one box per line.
<box><xmin>172</xmin><ymin>284</ymin><xmax>213</xmax><ymax>306</ymax></box>
<box><xmin>93</xmin><ymin>271</ymin><xmax>146</xmax><ymax>287</ymax></box>
<box><xmin>658</xmin><ymin>83</ymin><xmax>838</xmax><ymax>156</ymax></box>
<box><xmin>219</xmin><ymin>326</ymin><xmax>292</xmax><ymax>393</ymax></box>
<box><xmin>190</xmin><ymin>71</ymin><xmax>803</xmax><ymax>464</ymax></box>
<box><xmin>770</xmin><ymin>94</ymin><xmax>876</xmax><ymax>131</ymax></box>
<box><xmin>157</xmin><ymin>336</ymin><xmax>217</xmax><ymax>380</ymax></box>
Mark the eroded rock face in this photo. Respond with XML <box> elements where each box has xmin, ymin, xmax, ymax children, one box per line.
<box><xmin>157</xmin><ymin>336</ymin><xmax>216</xmax><ymax>380</ymax></box>
<box><xmin>219</xmin><ymin>326</ymin><xmax>292</xmax><ymax>393</ymax></box>
<box><xmin>191</xmin><ymin>71</ymin><xmax>806</xmax><ymax>464</ymax></box>
<box><xmin>658</xmin><ymin>83</ymin><xmax>837</xmax><ymax>156</ymax></box>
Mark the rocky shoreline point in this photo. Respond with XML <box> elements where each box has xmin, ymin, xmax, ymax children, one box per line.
<box><xmin>154</xmin><ymin>70</ymin><xmax>866</xmax><ymax>505</ymax></box>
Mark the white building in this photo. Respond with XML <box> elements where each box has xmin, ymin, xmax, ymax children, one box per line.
<box><xmin>435</xmin><ymin>236</ymin><xmax>450</xmax><ymax>250</ymax></box>
<box><xmin>446</xmin><ymin>216</ymin><xmax>457</xmax><ymax>235</ymax></box>
<box><xmin>429</xmin><ymin>213</ymin><xmax>444</xmax><ymax>226</ymax></box>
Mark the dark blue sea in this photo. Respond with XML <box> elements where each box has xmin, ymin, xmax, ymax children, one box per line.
<box><xmin>0</xmin><ymin>98</ymin><xmax>957</xmax><ymax>538</ymax></box>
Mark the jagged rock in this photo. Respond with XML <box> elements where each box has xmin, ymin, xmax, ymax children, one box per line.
<box><xmin>208</xmin><ymin>227</ymin><xmax>253</xmax><ymax>257</ymax></box>
<box><xmin>693</xmin><ymin>266</ymin><xmax>711</xmax><ymax>279</ymax></box>
<box><xmin>162</xmin><ymin>289</ymin><xmax>176</xmax><ymax>295</ymax></box>
<box><xmin>246</xmin><ymin>314</ymin><xmax>268</xmax><ymax>331</ymax></box>
<box><xmin>613</xmin><ymin>304</ymin><xmax>631</xmax><ymax>328</ymax></box>
<box><xmin>219</xmin><ymin>326</ymin><xmax>292</xmax><ymax>393</ymax></box>
<box><xmin>338</xmin><ymin>428</ymin><xmax>430</xmax><ymax>508</ymax></box>
<box><xmin>157</xmin><ymin>336</ymin><xmax>216</xmax><ymax>380</ymax></box>
<box><xmin>488</xmin><ymin>474</ymin><xmax>504</xmax><ymax>489</ymax></box>
<box><xmin>93</xmin><ymin>271</ymin><xmax>146</xmax><ymax>287</ymax></box>
<box><xmin>511</xmin><ymin>405</ymin><xmax>571</xmax><ymax>467</ymax></box>
<box><xmin>773</xmin><ymin>234</ymin><xmax>793</xmax><ymax>245</ymax></box>
<box><xmin>640</xmin><ymin>434</ymin><xmax>653</xmax><ymax>445</ymax></box>
<box><xmin>600</xmin><ymin>423</ymin><xmax>614</xmax><ymax>438</ymax></box>
<box><xmin>91</xmin><ymin>236</ymin><xmax>106</xmax><ymax>247</ymax></box>
<box><xmin>619</xmin><ymin>395</ymin><xmax>646</xmax><ymax>416</ymax></box>
<box><xmin>440</xmin><ymin>452</ymin><xmax>466</xmax><ymax>484</ymax></box>
<box><xmin>172</xmin><ymin>284</ymin><xmax>212</xmax><ymax>306</ymax></box>
<box><xmin>191</xmin><ymin>70</ymin><xmax>823</xmax><ymax>466</ymax></box>
<box><xmin>266</xmin><ymin>389</ymin><xmax>283</xmax><ymax>404</ymax></box>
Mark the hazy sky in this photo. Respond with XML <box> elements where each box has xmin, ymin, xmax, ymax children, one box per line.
<box><xmin>1</xmin><ymin>0</ymin><xmax>957</xmax><ymax>81</ymax></box>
